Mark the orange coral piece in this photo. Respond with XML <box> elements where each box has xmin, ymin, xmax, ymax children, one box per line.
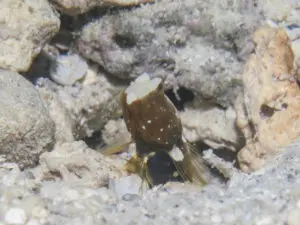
<box><xmin>236</xmin><ymin>25</ymin><xmax>300</xmax><ymax>172</ymax></box>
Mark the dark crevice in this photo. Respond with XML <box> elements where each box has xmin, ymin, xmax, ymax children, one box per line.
<box><xmin>113</xmin><ymin>34</ymin><xmax>136</xmax><ymax>48</ymax></box>
<box><xmin>82</xmin><ymin>130</ymin><xmax>105</xmax><ymax>150</ymax></box>
<box><xmin>260</xmin><ymin>104</ymin><xmax>275</xmax><ymax>118</ymax></box>
<box><xmin>165</xmin><ymin>86</ymin><xmax>195</xmax><ymax>111</ymax></box>
<box><xmin>248</xmin><ymin>120</ymin><xmax>256</xmax><ymax>138</ymax></box>
<box><xmin>193</xmin><ymin>141</ymin><xmax>211</xmax><ymax>153</ymax></box>
<box><xmin>212</xmin><ymin>148</ymin><xmax>238</xmax><ymax>163</ymax></box>
<box><xmin>22</xmin><ymin>51</ymin><xmax>54</xmax><ymax>83</ymax></box>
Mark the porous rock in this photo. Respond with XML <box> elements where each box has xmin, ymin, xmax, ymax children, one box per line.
<box><xmin>288</xmin><ymin>205</ymin><xmax>300</xmax><ymax>225</ymax></box>
<box><xmin>76</xmin><ymin>0</ymin><xmax>258</xmax><ymax>151</ymax></box>
<box><xmin>77</xmin><ymin>0</ymin><xmax>300</xmax><ymax>153</ymax></box>
<box><xmin>235</xmin><ymin>26</ymin><xmax>300</xmax><ymax>172</ymax></box>
<box><xmin>102</xmin><ymin>119</ymin><xmax>131</xmax><ymax>147</ymax></box>
<box><xmin>0</xmin><ymin>70</ymin><xmax>55</xmax><ymax>169</ymax></box>
<box><xmin>291</xmin><ymin>39</ymin><xmax>300</xmax><ymax>83</ymax></box>
<box><xmin>37</xmin><ymin>85</ymin><xmax>75</xmax><ymax>144</ymax></box>
<box><xmin>50</xmin><ymin>54</ymin><xmax>88</xmax><ymax>86</ymax></box>
<box><xmin>260</xmin><ymin>0</ymin><xmax>300</xmax><ymax>24</ymax></box>
<box><xmin>0</xmin><ymin>0</ymin><xmax>60</xmax><ymax>72</ymax></box>
<box><xmin>30</xmin><ymin>141</ymin><xmax>125</xmax><ymax>188</ymax></box>
<box><xmin>32</xmin><ymin>139</ymin><xmax>300</xmax><ymax>224</ymax></box>
<box><xmin>36</xmin><ymin>66</ymin><xmax>123</xmax><ymax>139</ymax></box>
<box><xmin>286</xmin><ymin>25</ymin><xmax>300</xmax><ymax>83</ymax></box>
<box><xmin>0</xmin><ymin>159</ymin><xmax>117</xmax><ymax>225</ymax></box>
<box><xmin>49</xmin><ymin>0</ymin><xmax>154</xmax><ymax>16</ymax></box>
<box><xmin>0</xmin><ymin>184</ymin><xmax>49</xmax><ymax>225</ymax></box>
<box><xmin>109</xmin><ymin>174</ymin><xmax>143</xmax><ymax>200</ymax></box>
<box><xmin>0</xmin><ymin>139</ymin><xmax>300</xmax><ymax>224</ymax></box>
<box><xmin>180</xmin><ymin>106</ymin><xmax>243</xmax><ymax>152</ymax></box>
<box><xmin>77</xmin><ymin>0</ymin><xmax>247</xmax><ymax>106</ymax></box>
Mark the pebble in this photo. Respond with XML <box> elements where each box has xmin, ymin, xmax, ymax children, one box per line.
<box><xmin>50</xmin><ymin>54</ymin><xmax>88</xmax><ymax>86</ymax></box>
<box><xmin>5</xmin><ymin>208</ymin><xmax>27</xmax><ymax>224</ymax></box>
<box><xmin>287</xmin><ymin>208</ymin><xmax>300</xmax><ymax>225</ymax></box>
<box><xmin>109</xmin><ymin>175</ymin><xmax>143</xmax><ymax>200</ymax></box>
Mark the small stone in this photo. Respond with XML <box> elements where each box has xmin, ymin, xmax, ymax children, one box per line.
<box><xmin>5</xmin><ymin>208</ymin><xmax>27</xmax><ymax>224</ymax></box>
<box><xmin>109</xmin><ymin>175</ymin><xmax>143</xmax><ymax>199</ymax></box>
<box><xmin>50</xmin><ymin>54</ymin><xmax>88</xmax><ymax>86</ymax></box>
<box><xmin>288</xmin><ymin>208</ymin><xmax>300</xmax><ymax>225</ymax></box>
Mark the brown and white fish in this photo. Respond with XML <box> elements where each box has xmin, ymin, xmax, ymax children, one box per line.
<box><xmin>120</xmin><ymin>73</ymin><xmax>212</xmax><ymax>186</ymax></box>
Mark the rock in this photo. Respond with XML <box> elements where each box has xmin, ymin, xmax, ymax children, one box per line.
<box><xmin>76</xmin><ymin>0</ymin><xmax>247</xmax><ymax>97</ymax></box>
<box><xmin>102</xmin><ymin>119</ymin><xmax>131</xmax><ymax>147</ymax></box>
<box><xmin>36</xmin><ymin>66</ymin><xmax>123</xmax><ymax>139</ymax></box>
<box><xmin>49</xmin><ymin>0</ymin><xmax>154</xmax><ymax>16</ymax></box>
<box><xmin>291</xmin><ymin>39</ymin><xmax>300</xmax><ymax>83</ymax></box>
<box><xmin>288</xmin><ymin>205</ymin><xmax>300</xmax><ymax>225</ymax></box>
<box><xmin>50</xmin><ymin>54</ymin><xmax>88</xmax><ymax>86</ymax></box>
<box><xmin>0</xmin><ymin>138</ymin><xmax>299</xmax><ymax>225</ymax></box>
<box><xmin>0</xmin><ymin>70</ymin><xmax>55</xmax><ymax>169</ymax></box>
<box><xmin>39</xmin><ymin>181</ymin><xmax>117</xmax><ymax>225</ymax></box>
<box><xmin>0</xmin><ymin>0</ymin><xmax>60</xmax><ymax>72</ymax></box>
<box><xmin>235</xmin><ymin>26</ymin><xmax>300</xmax><ymax>172</ymax></box>
<box><xmin>4</xmin><ymin>208</ymin><xmax>27</xmax><ymax>225</ymax></box>
<box><xmin>75</xmin><ymin>0</ymin><xmax>300</xmax><ymax>155</ymax></box>
<box><xmin>39</xmin><ymin>180</ymin><xmax>117</xmax><ymax>203</ymax></box>
<box><xmin>77</xmin><ymin>0</ymin><xmax>276</xmax><ymax>154</ymax></box>
<box><xmin>260</xmin><ymin>0</ymin><xmax>300</xmax><ymax>24</ymax></box>
<box><xmin>286</xmin><ymin>25</ymin><xmax>300</xmax><ymax>83</ymax></box>
<box><xmin>173</xmin><ymin>42</ymin><xmax>244</xmax><ymax>109</ymax></box>
<box><xmin>76</xmin><ymin>0</ymin><xmax>252</xmax><ymax>151</ymax></box>
<box><xmin>260</xmin><ymin>22</ymin><xmax>300</xmax><ymax>85</ymax></box>
<box><xmin>202</xmin><ymin>149</ymin><xmax>238</xmax><ymax>179</ymax></box>
<box><xmin>37</xmin><ymin>85</ymin><xmax>75</xmax><ymax>144</ymax></box>
<box><xmin>30</xmin><ymin>141</ymin><xmax>125</xmax><ymax>188</ymax></box>
<box><xmin>180</xmin><ymin>107</ymin><xmax>243</xmax><ymax>151</ymax></box>
<box><xmin>0</xmin><ymin>162</ymin><xmax>48</xmax><ymax>224</ymax></box>
<box><xmin>267</xmin><ymin>22</ymin><xmax>300</xmax><ymax>84</ymax></box>
<box><xmin>109</xmin><ymin>174</ymin><xmax>144</xmax><ymax>200</ymax></box>
<box><xmin>284</xmin><ymin>24</ymin><xmax>300</xmax><ymax>41</ymax></box>
<box><xmin>40</xmin><ymin>139</ymin><xmax>300</xmax><ymax>224</ymax></box>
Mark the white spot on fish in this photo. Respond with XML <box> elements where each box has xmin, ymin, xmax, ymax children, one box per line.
<box><xmin>147</xmin><ymin>120</ymin><xmax>152</xmax><ymax>124</ymax></box>
<box><xmin>169</xmin><ymin>147</ymin><xmax>184</xmax><ymax>161</ymax></box>
<box><xmin>142</xmin><ymin>125</ymin><xmax>146</xmax><ymax>130</ymax></box>
<box><xmin>160</xmin><ymin>128</ymin><xmax>164</xmax><ymax>132</ymax></box>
